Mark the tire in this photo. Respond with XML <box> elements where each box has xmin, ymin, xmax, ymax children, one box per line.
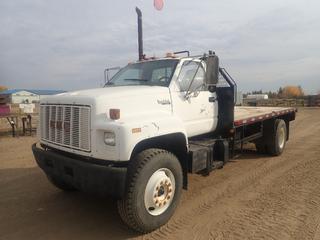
<box><xmin>47</xmin><ymin>175</ymin><xmax>76</xmax><ymax>191</ymax></box>
<box><xmin>266</xmin><ymin>119</ymin><xmax>287</xmax><ymax>156</ymax></box>
<box><xmin>117</xmin><ymin>149</ymin><xmax>183</xmax><ymax>233</ymax></box>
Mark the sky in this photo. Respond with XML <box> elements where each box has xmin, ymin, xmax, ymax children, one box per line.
<box><xmin>0</xmin><ymin>0</ymin><xmax>319</xmax><ymax>94</ymax></box>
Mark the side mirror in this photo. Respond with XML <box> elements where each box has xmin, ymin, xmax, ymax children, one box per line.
<box><xmin>205</xmin><ymin>54</ymin><xmax>219</xmax><ymax>86</ymax></box>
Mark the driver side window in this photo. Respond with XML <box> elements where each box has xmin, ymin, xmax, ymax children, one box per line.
<box><xmin>177</xmin><ymin>61</ymin><xmax>205</xmax><ymax>92</ymax></box>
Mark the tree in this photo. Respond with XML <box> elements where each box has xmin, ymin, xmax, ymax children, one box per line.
<box><xmin>251</xmin><ymin>90</ymin><xmax>263</xmax><ymax>95</ymax></box>
<box><xmin>277</xmin><ymin>87</ymin><xmax>283</xmax><ymax>98</ymax></box>
<box><xmin>267</xmin><ymin>91</ymin><xmax>278</xmax><ymax>99</ymax></box>
<box><xmin>0</xmin><ymin>86</ymin><xmax>8</xmax><ymax>92</ymax></box>
<box><xmin>282</xmin><ymin>86</ymin><xmax>304</xmax><ymax>98</ymax></box>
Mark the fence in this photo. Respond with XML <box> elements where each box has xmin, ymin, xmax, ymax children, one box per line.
<box><xmin>0</xmin><ymin>103</ymin><xmax>39</xmax><ymax>135</ymax></box>
<box><xmin>244</xmin><ymin>96</ymin><xmax>320</xmax><ymax>107</ymax></box>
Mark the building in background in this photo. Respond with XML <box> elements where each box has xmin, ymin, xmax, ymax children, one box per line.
<box><xmin>246</xmin><ymin>94</ymin><xmax>269</xmax><ymax>100</ymax></box>
<box><xmin>0</xmin><ymin>89</ymin><xmax>66</xmax><ymax>104</ymax></box>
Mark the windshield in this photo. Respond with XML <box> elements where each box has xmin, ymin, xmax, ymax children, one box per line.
<box><xmin>105</xmin><ymin>59</ymin><xmax>178</xmax><ymax>87</ymax></box>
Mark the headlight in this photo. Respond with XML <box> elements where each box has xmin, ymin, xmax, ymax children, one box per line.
<box><xmin>104</xmin><ymin>131</ymin><xmax>116</xmax><ymax>146</ymax></box>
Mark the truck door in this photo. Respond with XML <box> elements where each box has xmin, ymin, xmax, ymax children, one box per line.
<box><xmin>170</xmin><ymin>59</ymin><xmax>218</xmax><ymax>137</ymax></box>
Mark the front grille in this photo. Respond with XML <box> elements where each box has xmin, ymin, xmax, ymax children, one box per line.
<box><xmin>40</xmin><ymin>104</ymin><xmax>91</xmax><ymax>152</ymax></box>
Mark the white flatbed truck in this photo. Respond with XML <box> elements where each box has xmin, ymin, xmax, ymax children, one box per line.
<box><xmin>32</xmin><ymin>51</ymin><xmax>296</xmax><ymax>233</ymax></box>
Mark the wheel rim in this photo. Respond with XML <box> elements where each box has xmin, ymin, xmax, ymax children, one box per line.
<box><xmin>144</xmin><ymin>168</ymin><xmax>175</xmax><ymax>216</ymax></box>
<box><xmin>278</xmin><ymin>126</ymin><xmax>285</xmax><ymax>149</ymax></box>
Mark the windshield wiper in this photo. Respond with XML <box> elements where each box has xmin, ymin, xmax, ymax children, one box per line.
<box><xmin>104</xmin><ymin>81</ymin><xmax>114</xmax><ymax>86</ymax></box>
<box><xmin>124</xmin><ymin>78</ymin><xmax>149</xmax><ymax>81</ymax></box>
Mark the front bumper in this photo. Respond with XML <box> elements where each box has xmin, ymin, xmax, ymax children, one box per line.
<box><xmin>32</xmin><ymin>143</ymin><xmax>127</xmax><ymax>199</ymax></box>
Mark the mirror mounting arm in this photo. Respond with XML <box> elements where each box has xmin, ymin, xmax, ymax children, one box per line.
<box><xmin>208</xmin><ymin>85</ymin><xmax>217</xmax><ymax>93</ymax></box>
<box><xmin>184</xmin><ymin>61</ymin><xmax>203</xmax><ymax>99</ymax></box>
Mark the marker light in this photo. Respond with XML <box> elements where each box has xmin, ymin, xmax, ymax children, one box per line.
<box><xmin>166</xmin><ymin>52</ymin><xmax>175</xmax><ymax>58</ymax></box>
<box><xmin>109</xmin><ymin>109</ymin><xmax>120</xmax><ymax>120</ymax></box>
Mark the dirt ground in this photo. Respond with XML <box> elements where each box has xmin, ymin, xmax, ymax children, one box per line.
<box><xmin>1</xmin><ymin>108</ymin><xmax>320</xmax><ymax>240</ymax></box>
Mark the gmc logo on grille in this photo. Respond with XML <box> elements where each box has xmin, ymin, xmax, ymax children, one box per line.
<box><xmin>64</xmin><ymin>122</ymin><xmax>70</xmax><ymax>132</ymax></box>
<box><xmin>50</xmin><ymin>121</ymin><xmax>70</xmax><ymax>132</ymax></box>
<box><xmin>50</xmin><ymin>120</ymin><xmax>56</xmax><ymax>129</ymax></box>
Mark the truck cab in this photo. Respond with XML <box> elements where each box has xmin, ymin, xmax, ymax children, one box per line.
<box><xmin>36</xmin><ymin>54</ymin><xmax>221</xmax><ymax>161</ymax></box>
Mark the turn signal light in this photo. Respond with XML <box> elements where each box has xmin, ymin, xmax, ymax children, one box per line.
<box><xmin>109</xmin><ymin>109</ymin><xmax>120</xmax><ymax>120</ymax></box>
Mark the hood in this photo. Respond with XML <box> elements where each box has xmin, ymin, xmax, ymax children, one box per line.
<box><xmin>41</xmin><ymin>86</ymin><xmax>172</xmax><ymax>119</ymax></box>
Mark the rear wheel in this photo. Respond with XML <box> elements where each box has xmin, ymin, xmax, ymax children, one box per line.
<box><xmin>266</xmin><ymin>119</ymin><xmax>287</xmax><ymax>156</ymax></box>
<box><xmin>117</xmin><ymin>149</ymin><xmax>183</xmax><ymax>233</ymax></box>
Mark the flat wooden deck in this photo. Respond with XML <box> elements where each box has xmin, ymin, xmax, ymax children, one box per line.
<box><xmin>234</xmin><ymin>106</ymin><xmax>296</xmax><ymax>126</ymax></box>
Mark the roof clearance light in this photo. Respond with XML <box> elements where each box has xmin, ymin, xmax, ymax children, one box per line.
<box><xmin>109</xmin><ymin>109</ymin><xmax>120</xmax><ymax>120</ymax></box>
<box><xmin>166</xmin><ymin>52</ymin><xmax>175</xmax><ymax>58</ymax></box>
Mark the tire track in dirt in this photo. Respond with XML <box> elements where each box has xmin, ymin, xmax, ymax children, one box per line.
<box><xmin>138</xmin><ymin>109</ymin><xmax>320</xmax><ymax>240</ymax></box>
<box><xmin>314</xmin><ymin>222</ymin><xmax>320</xmax><ymax>240</ymax></box>
<box><xmin>206</xmin><ymin>153</ymin><xmax>320</xmax><ymax>240</ymax></box>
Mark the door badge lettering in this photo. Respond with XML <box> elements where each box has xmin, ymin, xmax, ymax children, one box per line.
<box><xmin>157</xmin><ymin>99</ymin><xmax>171</xmax><ymax>105</ymax></box>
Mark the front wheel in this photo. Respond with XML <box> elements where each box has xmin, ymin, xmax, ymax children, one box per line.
<box><xmin>117</xmin><ymin>149</ymin><xmax>183</xmax><ymax>233</ymax></box>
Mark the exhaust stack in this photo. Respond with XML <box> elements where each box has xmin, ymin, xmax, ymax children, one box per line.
<box><xmin>135</xmin><ymin>7</ymin><xmax>144</xmax><ymax>61</ymax></box>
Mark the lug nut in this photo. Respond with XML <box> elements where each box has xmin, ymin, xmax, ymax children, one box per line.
<box><xmin>167</xmin><ymin>196</ymin><xmax>170</xmax><ymax>200</ymax></box>
<box><xmin>168</xmin><ymin>188</ymin><xmax>172</xmax><ymax>193</ymax></box>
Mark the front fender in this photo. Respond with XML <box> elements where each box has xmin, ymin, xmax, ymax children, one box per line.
<box><xmin>95</xmin><ymin>115</ymin><xmax>188</xmax><ymax>161</ymax></box>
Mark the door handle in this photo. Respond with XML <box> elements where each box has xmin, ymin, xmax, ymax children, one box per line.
<box><xmin>209</xmin><ymin>97</ymin><xmax>216</xmax><ymax>102</ymax></box>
